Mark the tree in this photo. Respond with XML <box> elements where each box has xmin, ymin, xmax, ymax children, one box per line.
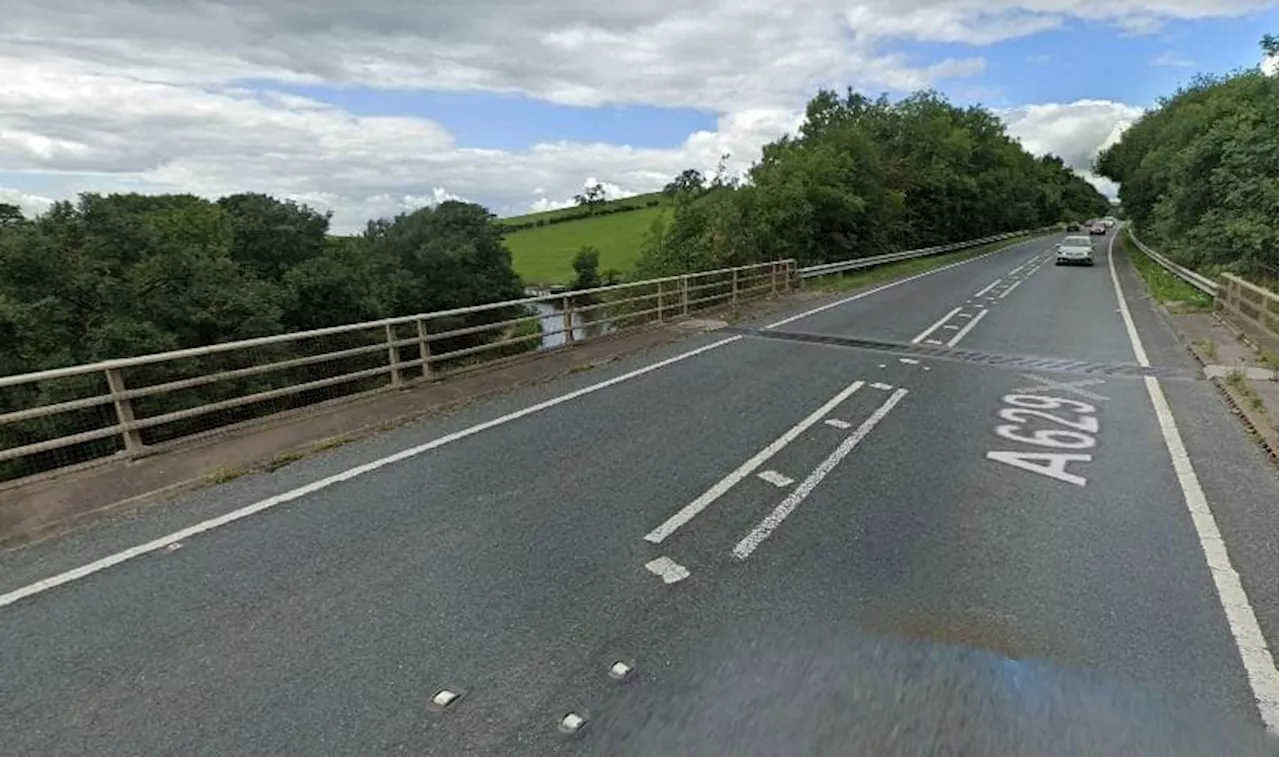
<box><xmin>0</xmin><ymin>203</ymin><xmax>24</xmax><ymax>229</ymax></box>
<box><xmin>663</xmin><ymin>169</ymin><xmax>705</xmax><ymax>197</ymax></box>
<box><xmin>1261</xmin><ymin>34</ymin><xmax>1278</xmax><ymax>58</ymax></box>
<box><xmin>570</xmin><ymin>246</ymin><xmax>603</xmax><ymax>290</ymax></box>
<box><xmin>1096</xmin><ymin>66</ymin><xmax>1278</xmax><ymax>281</ymax></box>
<box><xmin>572</xmin><ymin>183</ymin><xmax>608</xmax><ymax>213</ymax></box>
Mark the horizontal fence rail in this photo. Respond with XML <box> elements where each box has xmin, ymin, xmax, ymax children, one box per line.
<box><xmin>0</xmin><ymin>260</ymin><xmax>796</xmax><ymax>484</ymax></box>
<box><xmin>797</xmin><ymin>228</ymin><xmax>1053</xmax><ymax>279</ymax></box>
<box><xmin>1125</xmin><ymin>226</ymin><xmax>1219</xmax><ymax>296</ymax></box>
<box><xmin>0</xmin><ymin>225</ymin><xmax>1058</xmax><ymax>486</ymax></box>
<box><xmin>1217</xmin><ymin>273</ymin><xmax>1280</xmax><ymax>356</ymax></box>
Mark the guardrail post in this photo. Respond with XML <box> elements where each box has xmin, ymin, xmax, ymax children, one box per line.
<box><xmin>681</xmin><ymin>277</ymin><xmax>689</xmax><ymax>316</ymax></box>
<box><xmin>769</xmin><ymin>262</ymin><xmax>778</xmax><ymax>296</ymax></box>
<box><xmin>416</xmin><ymin>318</ymin><xmax>433</xmax><ymax>380</ymax></box>
<box><xmin>562</xmin><ymin>296</ymin><xmax>575</xmax><ymax>344</ymax></box>
<box><xmin>731</xmin><ymin>268</ymin><xmax>739</xmax><ymax>312</ymax></box>
<box><xmin>657</xmin><ymin>281</ymin><xmax>664</xmax><ymax>322</ymax></box>
<box><xmin>385</xmin><ymin>324</ymin><xmax>402</xmax><ymax>386</ymax></box>
<box><xmin>104</xmin><ymin>367</ymin><xmax>144</xmax><ymax>457</ymax></box>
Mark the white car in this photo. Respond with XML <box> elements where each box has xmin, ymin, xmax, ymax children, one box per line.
<box><xmin>1055</xmin><ymin>235</ymin><xmax>1094</xmax><ymax>266</ymax></box>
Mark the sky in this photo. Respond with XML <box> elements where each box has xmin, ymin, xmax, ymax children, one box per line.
<box><xmin>1</xmin><ymin>1</ymin><xmax>1276</xmax><ymax>233</ymax></box>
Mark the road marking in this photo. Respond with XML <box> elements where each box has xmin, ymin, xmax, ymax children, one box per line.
<box><xmin>943</xmin><ymin>324</ymin><xmax>960</xmax><ymax>330</ymax></box>
<box><xmin>1012</xmin><ymin>374</ymin><xmax>1109</xmax><ymax>402</ymax></box>
<box><xmin>898</xmin><ymin>358</ymin><xmax>920</xmax><ymax>365</ymax></box>
<box><xmin>944</xmin><ymin>308</ymin><xmax>988</xmax><ymax>347</ymax></box>
<box><xmin>757</xmin><ymin>470</ymin><xmax>794</xmax><ymax>488</ymax></box>
<box><xmin>644</xmin><ymin>380</ymin><xmax>866</xmax><ymax>544</ymax></box>
<box><xmin>973</xmin><ymin>279</ymin><xmax>1003</xmax><ymax>297</ymax></box>
<box><xmin>766</xmin><ymin>237</ymin><xmax>1038</xmax><ymax>330</ymax></box>
<box><xmin>911</xmin><ymin>306</ymin><xmax>962</xmax><ymax>344</ymax></box>
<box><xmin>645</xmin><ymin>556</ymin><xmax>690</xmax><ymax>584</ymax></box>
<box><xmin>733</xmin><ymin>389</ymin><xmax>908</xmax><ymax>559</ymax></box>
<box><xmin>1107</xmin><ymin>232</ymin><xmax>1278</xmax><ymax>732</ymax></box>
<box><xmin>1008</xmin><ymin>264</ymin><xmax>1026</xmax><ymax>275</ymax></box>
<box><xmin>824</xmin><ymin>419</ymin><xmax>851</xmax><ymax>429</ymax></box>
<box><xmin>956</xmin><ymin>312</ymin><xmax>973</xmax><ymax>318</ymax></box>
<box><xmin>997</xmin><ymin>280</ymin><xmax>1022</xmax><ymax>299</ymax></box>
<box><xmin>924</xmin><ymin>339</ymin><xmax>943</xmax><ymax>345</ymax></box>
<box><xmin>0</xmin><ymin>234</ymin><xmax>1045</xmax><ymax>611</ymax></box>
<box><xmin>869</xmin><ymin>382</ymin><xmax>893</xmax><ymax>390</ymax></box>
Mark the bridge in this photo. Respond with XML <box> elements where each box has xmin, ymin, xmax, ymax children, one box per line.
<box><xmin>0</xmin><ymin>227</ymin><xmax>1276</xmax><ymax>753</ymax></box>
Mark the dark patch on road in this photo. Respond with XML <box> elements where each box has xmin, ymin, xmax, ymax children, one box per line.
<box><xmin>725</xmin><ymin>326</ymin><xmax>1200</xmax><ymax>380</ymax></box>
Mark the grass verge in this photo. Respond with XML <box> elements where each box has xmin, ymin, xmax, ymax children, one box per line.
<box><xmin>806</xmin><ymin>235</ymin><xmax>1041</xmax><ymax>293</ymax></box>
<box><xmin>1119</xmin><ymin>233</ymin><xmax>1213</xmax><ymax>311</ymax></box>
<box><xmin>505</xmin><ymin>204</ymin><xmax>668</xmax><ymax>285</ymax></box>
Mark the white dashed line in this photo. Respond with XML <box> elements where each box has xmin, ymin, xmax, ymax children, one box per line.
<box><xmin>756</xmin><ymin>470</ymin><xmax>794</xmax><ymax>488</ymax></box>
<box><xmin>645</xmin><ymin>556</ymin><xmax>690</xmax><ymax>584</ymax></box>
<box><xmin>869</xmin><ymin>382</ymin><xmax>894</xmax><ymax>390</ymax></box>
<box><xmin>644</xmin><ymin>379</ymin><xmax>866</xmax><ymax>544</ymax></box>
<box><xmin>944</xmin><ymin>308</ymin><xmax>988</xmax><ymax>347</ymax></box>
<box><xmin>898</xmin><ymin>358</ymin><xmax>920</xmax><ymax>365</ymax></box>
<box><xmin>911</xmin><ymin>306</ymin><xmax>962</xmax><ymax>344</ymax></box>
<box><xmin>733</xmin><ymin>389</ymin><xmax>908</xmax><ymax>559</ymax></box>
<box><xmin>997</xmin><ymin>280</ymin><xmax>1023</xmax><ymax>299</ymax></box>
<box><xmin>973</xmin><ymin>279</ymin><xmax>1003</xmax><ymax>297</ymax></box>
<box><xmin>824</xmin><ymin>419</ymin><xmax>851</xmax><ymax>429</ymax></box>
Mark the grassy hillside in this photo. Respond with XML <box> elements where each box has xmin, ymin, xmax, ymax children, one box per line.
<box><xmin>504</xmin><ymin>203</ymin><xmax>669</xmax><ymax>284</ymax></box>
<box><xmin>498</xmin><ymin>191</ymin><xmax>666</xmax><ymax>226</ymax></box>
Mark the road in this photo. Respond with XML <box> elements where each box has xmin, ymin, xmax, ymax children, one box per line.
<box><xmin>1</xmin><ymin>229</ymin><xmax>1276</xmax><ymax>754</ymax></box>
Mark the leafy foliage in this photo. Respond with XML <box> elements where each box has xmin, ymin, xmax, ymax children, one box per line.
<box><xmin>637</xmin><ymin>89</ymin><xmax>1108</xmax><ymax>277</ymax></box>
<box><xmin>1096</xmin><ymin>42</ymin><xmax>1279</xmax><ymax>283</ymax></box>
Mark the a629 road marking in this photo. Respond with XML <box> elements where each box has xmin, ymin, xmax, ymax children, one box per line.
<box><xmin>986</xmin><ymin>394</ymin><xmax>1100</xmax><ymax>486</ymax></box>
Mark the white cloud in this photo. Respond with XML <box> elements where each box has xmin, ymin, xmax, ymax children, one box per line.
<box><xmin>1150</xmin><ymin>51</ymin><xmax>1194</xmax><ymax>67</ymax></box>
<box><xmin>0</xmin><ymin>0</ymin><xmax>1264</xmax><ymax>229</ymax></box>
<box><xmin>0</xmin><ymin>187</ymin><xmax>55</xmax><ymax>218</ymax></box>
<box><xmin>1000</xmin><ymin>99</ymin><xmax>1145</xmax><ymax>174</ymax></box>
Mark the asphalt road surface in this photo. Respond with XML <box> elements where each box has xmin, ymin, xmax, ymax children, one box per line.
<box><xmin>1</xmin><ymin>229</ymin><xmax>1276</xmax><ymax>755</ymax></box>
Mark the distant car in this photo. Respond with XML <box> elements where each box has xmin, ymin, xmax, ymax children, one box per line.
<box><xmin>1102</xmin><ymin>217</ymin><xmax>1116</xmax><ymax>228</ymax></box>
<box><xmin>1055</xmin><ymin>235</ymin><xmax>1095</xmax><ymax>266</ymax></box>
<box><xmin>1089</xmin><ymin>222</ymin><xmax>1106</xmax><ymax>235</ymax></box>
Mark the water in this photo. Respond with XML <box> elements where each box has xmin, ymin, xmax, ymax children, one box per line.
<box><xmin>529</xmin><ymin>299</ymin><xmax>612</xmax><ymax>349</ymax></box>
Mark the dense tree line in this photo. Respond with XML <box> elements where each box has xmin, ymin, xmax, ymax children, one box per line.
<box><xmin>1096</xmin><ymin>38</ymin><xmax>1279</xmax><ymax>283</ymax></box>
<box><xmin>636</xmin><ymin>89</ymin><xmax>1110</xmax><ymax>276</ymax></box>
<box><xmin>0</xmin><ymin>193</ymin><xmax>524</xmax><ymax>378</ymax></box>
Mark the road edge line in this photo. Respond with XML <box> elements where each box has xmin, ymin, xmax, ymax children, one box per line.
<box><xmin>1108</xmin><ymin>231</ymin><xmax>1278</xmax><ymax>733</ymax></box>
<box><xmin>0</xmin><ymin>235</ymin><xmax>1048</xmax><ymax>610</ymax></box>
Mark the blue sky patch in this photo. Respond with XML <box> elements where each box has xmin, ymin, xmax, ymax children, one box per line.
<box><xmin>237</xmin><ymin>82</ymin><xmax>720</xmax><ymax>151</ymax></box>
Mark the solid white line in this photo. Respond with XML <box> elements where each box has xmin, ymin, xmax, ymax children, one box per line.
<box><xmin>824</xmin><ymin>419</ymin><xmax>851</xmax><ymax>429</ymax></box>
<box><xmin>732</xmin><ymin>389</ymin><xmax>908</xmax><ymax>559</ymax></box>
<box><xmin>643</xmin><ymin>380</ymin><xmax>866</xmax><ymax>544</ymax></box>
<box><xmin>0</xmin><ymin>235</ymin><xmax>1046</xmax><ymax>611</ymax></box>
<box><xmin>756</xmin><ymin>470</ymin><xmax>794</xmax><ymax>488</ymax></box>
<box><xmin>944</xmin><ymin>308</ymin><xmax>988</xmax><ymax>347</ymax></box>
<box><xmin>973</xmin><ymin>279</ymin><xmax>1003</xmax><ymax>297</ymax></box>
<box><xmin>0</xmin><ymin>336</ymin><xmax>740</xmax><ymax>610</ymax></box>
<box><xmin>644</xmin><ymin>556</ymin><xmax>690</xmax><ymax>584</ymax></box>
<box><xmin>911</xmin><ymin>306</ymin><xmax>962</xmax><ymax>344</ymax></box>
<box><xmin>997</xmin><ymin>280</ymin><xmax>1022</xmax><ymax>299</ymax></box>
<box><xmin>1107</xmin><ymin>233</ymin><xmax>1277</xmax><ymax>733</ymax></box>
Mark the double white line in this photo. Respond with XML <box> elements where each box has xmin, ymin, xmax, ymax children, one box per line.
<box><xmin>644</xmin><ymin>379</ymin><xmax>907</xmax><ymax>559</ymax></box>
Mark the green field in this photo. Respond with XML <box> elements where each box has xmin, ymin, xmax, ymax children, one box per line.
<box><xmin>504</xmin><ymin>203</ymin><xmax>669</xmax><ymax>284</ymax></box>
<box><xmin>497</xmin><ymin>192</ymin><xmax>667</xmax><ymax>226</ymax></box>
